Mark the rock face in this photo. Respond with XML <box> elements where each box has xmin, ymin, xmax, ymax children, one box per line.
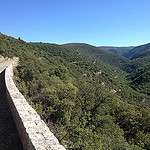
<box><xmin>0</xmin><ymin>55</ymin><xmax>4</xmax><ymax>62</ymax></box>
<box><xmin>0</xmin><ymin>55</ymin><xmax>19</xmax><ymax>64</ymax></box>
<box><xmin>4</xmin><ymin>62</ymin><xmax>66</xmax><ymax>150</ymax></box>
<box><xmin>95</xmin><ymin>70</ymin><xmax>102</xmax><ymax>75</ymax></box>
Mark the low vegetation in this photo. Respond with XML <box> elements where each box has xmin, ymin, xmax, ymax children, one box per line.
<box><xmin>0</xmin><ymin>33</ymin><xmax>150</xmax><ymax>149</ymax></box>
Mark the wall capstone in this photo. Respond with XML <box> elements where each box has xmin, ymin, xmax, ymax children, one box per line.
<box><xmin>5</xmin><ymin>63</ymin><xmax>66</xmax><ymax>150</ymax></box>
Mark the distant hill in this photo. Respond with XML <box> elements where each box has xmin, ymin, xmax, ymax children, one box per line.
<box><xmin>64</xmin><ymin>43</ymin><xmax>129</xmax><ymax>68</ymax></box>
<box><xmin>121</xmin><ymin>55</ymin><xmax>150</xmax><ymax>73</ymax></box>
<box><xmin>124</xmin><ymin>43</ymin><xmax>150</xmax><ymax>59</ymax></box>
<box><xmin>120</xmin><ymin>42</ymin><xmax>150</xmax><ymax>96</ymax></box>
<box><xmin>121</xmin><ymin>43</ymin><xmax>150</xmax><ymax>73</ymax></box>
<box><xmin>131</xmin><ymin>49</ymin><xmax>150</xmax><ymax>59</ymax></box>
<box><xmin>99</xmin><ymin>46</ymin><xmax>135</xmax><ymax>55</ymax></box>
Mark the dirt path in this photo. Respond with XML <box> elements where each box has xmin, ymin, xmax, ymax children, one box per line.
<box><xmin>0</xmin><ymin>61</ymin><xmax>15</xmax><ymax>73</ymax></box>
<box><xmin>0</xmin><ymin>61</ymin><xmax>23</xmax><ymax>150</ymax></box>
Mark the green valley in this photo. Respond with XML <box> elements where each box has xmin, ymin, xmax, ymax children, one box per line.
<box><xmin>0</xmin><ymin>33</ymin><xmax>150</xmax><ymax>150</ymax></box>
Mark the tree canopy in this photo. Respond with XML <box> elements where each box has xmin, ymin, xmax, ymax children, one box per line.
<box><xmin>0</xmin><ymin>33</ymin><xmax>150</xmax><ymax>149</ymax></box>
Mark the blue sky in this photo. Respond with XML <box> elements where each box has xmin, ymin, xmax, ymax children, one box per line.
<box><xmin>0</xmin><ymin>0</ymin><xmax>150</xmax><ymax>46</ymax></box>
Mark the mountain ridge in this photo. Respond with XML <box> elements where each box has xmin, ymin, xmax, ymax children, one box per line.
<box><xmin>64</xmin><ymin>43</ymin><xmax>129</xmax><ymax>68</ymax></box>
<box><xmin>123</xmin><ymin>43</ymin><xmax>150</xmax><ymax>59</ymax></box>
<box><xmin>98</xmin><ymin>46</ymin><xmax>135</xmax><ymax>55</ymax></box>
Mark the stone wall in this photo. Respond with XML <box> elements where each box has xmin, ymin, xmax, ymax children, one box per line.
<box><xmin>5</xmin><ymin>63</ymin><xmax>66</xmax><ymax>150</ymax></box>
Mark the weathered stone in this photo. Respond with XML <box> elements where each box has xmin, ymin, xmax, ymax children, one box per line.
<box><xmin>0</xmin><ymin>55</ymin><xmax>4</xmax><ymax>62</ymax></box>
<box><xmin>0</xmin><ymin>62</ymin><xmax>23</xmax><ymax>149</ymax></box>
<box><xmin>5</xmin><ymin>63</ymin><xmax>66</xmax><ymax>150</ymax></box>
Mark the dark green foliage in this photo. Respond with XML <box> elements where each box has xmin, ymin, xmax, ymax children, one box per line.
<box><xmin>121</xmin><ymin>42</ymin><xmax>150</xmax><ymax>96</ymax></box>
<box><xmin>0</xmin><ymin>33</ymin><xmax>150</xmax><ymax>149</ymax></box>
<box><xmin>127</xmin><ymin>63</ymin><xmax>150</xmax><ymax>95</ymax></box>
<box><xmin>121</xmin><ymin>55</ymin><xmax>150</xmax><ymax>74</ymax></box>
<box><xmin>131</xmin><ymin>49</ymin><xmax>150</xmax><ymax>60</ymax></box>
<box><xmin>124</xmin><ymin>43</ymin><xmax>150</xmax><ymax>59</ymax></box>
<box><xmin>110</xmin><ymin>99</ymin><xmax>150</xmax><ymax>149</ymax></box>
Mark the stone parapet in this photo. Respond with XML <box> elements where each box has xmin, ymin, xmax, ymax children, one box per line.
<box><xmin>5</xmin><ymin>63</ymin><xmax>66</xmax><ymax>150</ymax></box>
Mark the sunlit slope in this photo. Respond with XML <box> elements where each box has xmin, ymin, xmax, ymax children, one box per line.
<box><xmin>64</xmin><ymin>43</ymin><xmax>129</xmax><ymax>68</ymax></box>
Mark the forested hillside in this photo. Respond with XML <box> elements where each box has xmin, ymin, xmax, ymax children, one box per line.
<box><xmin>121</xmin><ymin>54</ymin><xmax>150</xmax><ymax>73</ymax></box>
<box><xmin>99</xmin><ymin>46</ymin><xmax>134</xmax><ymax>55</ymax></box>
<box><xmin>0</xmin><ymin>33</ymin><xmax>150</xmax><ymax>150</ymax></box>
<box><xmin>64</xmin><ymin>43</ymin><xmax>129</xmax><ymax>68</ymax></box>
<box><xmin>127</xmin><ymin>63</ymin><xmax>150</xmax><ymax>95</ymax></box>
<box><xmin>118</xmin><ymin>43</ymin><xmax>150</xmax><ymax>97</ymax></box>
<box><xmin>124</xmin><ymin>43</ymin><xmax>150</xmax><ymax>59</ymax></box>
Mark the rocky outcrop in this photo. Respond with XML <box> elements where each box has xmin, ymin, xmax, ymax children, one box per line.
<box><xmin>0</xmin><ymin>55</ymin><xmax>4</xmax><ymax>62</ymax></box>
